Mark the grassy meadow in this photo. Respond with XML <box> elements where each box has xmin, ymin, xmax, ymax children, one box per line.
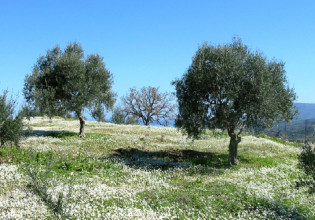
<box><xmin>0</xmin><ymin>117</ymin><xmax>314</xmax><ymax>219</ymax></box>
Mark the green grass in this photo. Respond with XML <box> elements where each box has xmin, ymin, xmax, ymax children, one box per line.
<box><xmin>0</xmin><ymin>117</ymin><xmax>314</xmax><ymax>219</ymax></box>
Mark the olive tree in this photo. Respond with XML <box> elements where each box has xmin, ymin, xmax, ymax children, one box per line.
<box><xmin>111</xmin><ymin>106</ymin><xmax>125</xmax><ymax>124</ymax></box>
<box><xmin>121</xmin><ymin>86</ymin><xmax>176</xmax><ymax>126</ymax></box>
<box><xmin>0</xmin><ymin>90</ymin><xmax>24</xmax><ymax>146</ymax></box>
<box><xmin>173</xmin><ymin>38</ymin><xmax>296</xmax><ymax>165</ymax></box>
<box><xmin>24</xmin><ymin>42</ymin><xmax>115</xmax><ymax>137</ymax></box>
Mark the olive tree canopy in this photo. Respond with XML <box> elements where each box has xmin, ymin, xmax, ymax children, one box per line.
<box><xmin>24</xmin><ymin>42</ymin><xmax>115</xmax><ymax>137</ymax></box>
<box><xmin>173</xmin><ymin>38</ymin><xmax>296</xmax><ymax>165</ymax></box>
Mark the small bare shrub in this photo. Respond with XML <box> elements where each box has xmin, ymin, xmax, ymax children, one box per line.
<box><xmin>25</xmin><ymin>152</ymin><xmax>79</xmax><ymax>219</ymax></box>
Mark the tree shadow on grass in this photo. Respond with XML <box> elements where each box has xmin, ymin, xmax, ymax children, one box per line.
<box><xmin>24</xmin><ymin>130</ymin><xmax>77</xmax><ymax>139</ymax></box>
<box><xmin>109</xmin><ymin>146</ymin><xmax>231</xmax><ymax>173</ymax></box>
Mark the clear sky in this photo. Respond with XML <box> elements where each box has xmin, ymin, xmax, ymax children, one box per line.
<box><xmin>1</xmin><ymin>0</ymin><xmax>314</xmax><ymax>110</ymax></box>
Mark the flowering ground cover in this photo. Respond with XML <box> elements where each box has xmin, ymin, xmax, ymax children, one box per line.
<box><xmin>0</xmin><ymin>117</ymin><xmax>314</xmax><ymax>219</ymax></box>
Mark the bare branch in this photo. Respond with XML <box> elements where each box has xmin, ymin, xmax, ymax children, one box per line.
<box><xmin>121</xmin><ymin>86</ymin><xmax>176</xmax><ymax>126</ymax></box>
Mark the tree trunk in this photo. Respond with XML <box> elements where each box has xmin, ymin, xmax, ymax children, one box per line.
<box><xmin>145</xmin><ymin>120</ymin><xmax>150</xmax><ymax>126</ymax></box>
<box><xmin>142</xmin><ymin>117</ymin><xmax>150</xmax><ymax>126</ymax></box>
<box><xmin>77</xmin><ymin>112</ymin><xmax>86</xmax><ymax>138</ymax></box>
<box><xmin>228</xmin><ymin>129</ymin><xmax>241</xmax><ymax>165</ymax></box>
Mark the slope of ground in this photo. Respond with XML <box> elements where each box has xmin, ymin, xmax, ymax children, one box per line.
<box><xmin>0</xmin><ymin>117</ymin><xmax>314</xmax><ymax>219</ymax></box>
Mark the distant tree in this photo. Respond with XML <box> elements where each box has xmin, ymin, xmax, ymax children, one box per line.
<box><xmin>121</xmin><ymin>87</ymin><xmax>176</xmax><ymax>126</ymax></box>
<box><xmin>24</xmin><ymin>42</ymin><xmax>115</xmax><ymax>137</ymax></box>
<box><xmin>111</xmin><ymin>106</ymin><xmax>125</xmax><ymax>124</ymax></box>
<box><xmin>125</xmin><ymin>115</ymin><xmax>139</xmax><ymax>125</ymax></box>
<box><xmin>173</xmin><ymin>38</ymin><xmax>296</xmax><ymax>165</ymax></box>
<box><xmin>111</xmin><ymin>106</ymin><xmax>139</xmax><ymax>125</ymax></box>
<box><xmin>0</xmin><ymin>90</ymin><xmax>24</xmax><ymax>146</ymax></box>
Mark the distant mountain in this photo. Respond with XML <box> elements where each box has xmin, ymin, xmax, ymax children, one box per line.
<box><xmin>265</xmin><ymin>103</ymin><xmax>315</xmax><ymax>142</ymax></box>
<box><xmin>294</xmin><ymin>103</ymin><xmax>315</xmax><ymax>120</ymax></box>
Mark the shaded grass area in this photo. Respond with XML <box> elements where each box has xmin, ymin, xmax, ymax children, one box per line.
<box><xmin>25</xmin><ymin>130</ymin><xmax>112</xmax><ymax>139</ymax></box>
<box><xmin>1</xmin><ymin>118</ymin><xmax>314</xmax><ymax>219</ymax></box>
<box><xmin>2</xmin><ymin>128</ymin><xmax>300</xmax><ymax>174</ymax></box>
<box><xmin>24</xmin><ymin>130</ymin><xmax>78</xmax><ymax>138</ymax></box>
<box><xmin>1</xmin><ymin>144</ymin><xmax>313</xmax><ymax>219</ymax></box>
<box><xmin>110</xmin><ymin>146</ymin><xmax>287</xmax><ymax>171</ymax></box>
<box><xmin>112</xmin><ymin>147</ymin><xmax>229</xmax><ymax>169</ymax></box>
<box><xmin>0</xmin><ymin>143</ymin><xmax>287</xmax><ymax>178</ymax></box>
<box><xmin>1</xmin><ymin>141</ymin><xmax>290</xmax><ymax>175</ymax></box>
<box><xmin>25</xmin><ymin>128</ymin><xmax>112</xmax><ymax>139</ymax></box>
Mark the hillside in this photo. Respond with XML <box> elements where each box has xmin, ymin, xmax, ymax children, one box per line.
<box><xmin>294</xmin><ymin>103</ymin><xmax>315</xmax><ymax>120</ymax></box>
<box><xmin>265</xmin><ymin>119</ymin><xmax>315</xmax><ymax>142</ymax></box>
<box><xmin>264</xmin><ymin>103</ymin><xmax>315</xmax><ymax>142</ymax></box>
<box><xmin>0</xmin><ymin>117</ymin><xmax>314</xmax><ymax>219</ymax></box>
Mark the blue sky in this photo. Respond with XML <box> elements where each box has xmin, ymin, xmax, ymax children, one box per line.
<box><xmin>1</xmin><ymin>0</ymin><xmax>314</xmax><ymax>110</ymax></box>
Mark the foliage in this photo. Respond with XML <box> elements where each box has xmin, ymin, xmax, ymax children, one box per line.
<box><xmin>298</xmin><ymin>143</ymin><xmax>315</xmax><ymax>193</ymax></box>
<box><xmin>173</xmin><ymin>37</ymin><xmax>296</xmax><ymax>165</ymax></box>
<box><xmin>121</xmin><ymin>86</ymin><xmax>176</xmax><ymax>126</ymax></box>
<box><xmin>111</xmin><ymin>106</ymin><xmax>125</xmax><ymax>124</ymax></box>
<box><xmin>0</xmin><ymin>90</ymin><xmax>24</xmax><ymax>146</ymax></box>
<box><xmin>23</xmin><ymin>42</ymin><xmax>115</xmax><ymax>137</ymax></box>
<box><xmin>125</xmin><ymin>116</ymin><xmax>139</xmax><ymax>125</ymax></box>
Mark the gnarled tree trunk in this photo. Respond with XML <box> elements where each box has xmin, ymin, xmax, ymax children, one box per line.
<box><xmin>77</xmin><ymin>112</ymin><xmax>86</xmax><ymax>138</ymax></box>
<box><xmin>228</xmin><ymin>128</ymin><xmax>241</xmax><ymax>165</ymax></box>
